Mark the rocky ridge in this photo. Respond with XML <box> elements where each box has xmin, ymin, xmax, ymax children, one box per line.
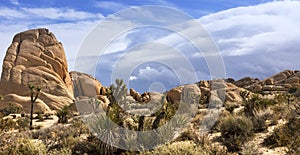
<box><xmin>0</xmin><ymin>28</ymin><xmax>299</xmax><ymax>114</ymax></box>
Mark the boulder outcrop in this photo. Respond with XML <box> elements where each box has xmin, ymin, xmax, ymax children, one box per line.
<box><xmin>70</xmin><ymin>71</ymin><xmax>102</xmax><ymax>98</ymax></box>
<box><xmin>0</xmin><ymin>28</ymin><xmax>74</xmax><ymax>112</ymax></box>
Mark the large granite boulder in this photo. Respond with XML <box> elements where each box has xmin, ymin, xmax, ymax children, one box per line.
<box><xmin>70</xmin><ymin>71</ymin><xmax>102</xmax><ymax>98</ymax></box>
<box><xmin>0</xmin><ymin>28</ymin><xmax>74</xmax><ymax>112</ymax></box>
<box><xmin>166</xmin><ymin>86</ymin><xmax>183</xmax><ymax>104</ymax></box>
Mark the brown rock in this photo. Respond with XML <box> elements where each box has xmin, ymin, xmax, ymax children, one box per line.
<box><xmin>148</xmin><ymin>92</ymin><xmax>164</xmax><ymax>104</ymax></box>
<box><xmin>265</xmin><ymin>78</ymin><xmax>274</xmax><ymax>85</ymax></box>
<box><xmin>251</xmin><ymin>83</ymin><xmax>263</xmax><ymax>92</ymax></box>
<box><xmin>225</xmin><ymin>82</ymin><xmax>244</xmax><ymax>102</ymax></box>
<box><xmin>226</xmin><ymin>91</ymin><xmax>242</xmax><ymax>102</ymax></box>
<box><xmin>282</xmin><ymin>84</ymin><xmax>292</xmax><ymax>89</ymax></box>
<box><xmin>198</xmin><ymin>80</ymin><xmax>209</xmax><ymax>88</ymax></box>
<box><xmin>285</xmin><ymin>77</ymin><xmax>299</xmax><ymax>84</ymax></box>
<box><xmin>70</xmin><ymin>71</ymin><xmax>102</xmax><ymax>98</ymax></box>
<box><xmin>233</xmin><ymin>77</ymin><xmax>256</xmax><ymax>88</ymax></box>
<box><xmin>267</xmin><ymin>70</ymin><xmax>293</xmax><ymax>84</ymax></box>
<box><xmin>293</xmin><ymin>71</ymin><xmax>300</xmax><ymax>78</ymax></box>
<box><xmin>130</xmin><ymin>88</ymin><xmax>142</xmax><ymax>102</ymax></box>
<box><xmin>166</xmin><ymin>86</ymin><xmax>183</xmax><ymax>104</ymax></box>
<box><xmin>0</xmin><ymin>28</ymin><xmax>74</xmax><ymax>112</ymax></box>
<box><xmin>98</xmin><ymin>95</ymin><xmax>109</xmax><ymax>112</ymax></box>
<box><xmin>291</xmin><ymin>83</ymin><xmax>300</xmax><ymax>89</ymax></box>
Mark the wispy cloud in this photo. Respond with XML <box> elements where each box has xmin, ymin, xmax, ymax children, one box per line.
<box><xmin>9</xmin><ymin>0</ymin><xmax>19</xmax><ymax>5</ymax></box>
<box><xmin>95</xmin><ymin>1</ymin><xmax>129</xmax><ymax>12</ymax></box>
<box><xmin>0</xmin><ymin>6</ymin><xmax>104</xmax><ymax>73</ymax></box>
<box><xmin>22</xmin><ymin>7</ymin><xmax>103</xmax><ymax>20</ymax></box>
<box><xmin>0</xmin><ymin>7</ymin><xmax>26</xmax><ymax>19</ymax></box>
<box><xmin>199</xmin><ymin>0</ymin><xmax>300</xmax><ymax>78</ymax></box>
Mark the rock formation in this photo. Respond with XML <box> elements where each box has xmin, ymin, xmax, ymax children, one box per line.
<box><xmin>70</xmin><ymin>71</ymin><xmax>102</xmax><ymax>98</ymax></box>
<box><xmin>129</xmin><ymin>88</ymin><xmax>150</xmax><ymax>103</ymax></box>
<box><xmin>233</xmin><ymin>70</ymin><xmax>300</xmax><ymax>94</ymax></box>
<box><xmin>0</xmin><ymin>28</ymin><xmax>74</xmax><ymax>112</ymax></box>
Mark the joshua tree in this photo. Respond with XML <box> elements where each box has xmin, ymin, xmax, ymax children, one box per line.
<box><xmin>28</xmin><ymin>84</ymin><xmax>41</xmax><ymax>129</ymax></box>
<box><xmin>106</xmin><ymin>79</ymin><xmax>127</xmax><ymax>112</ymax></box>
<box><xmin>56</xmin><ymin>105</ymin><xmax>70</xmax><ymax>124</ymax></box>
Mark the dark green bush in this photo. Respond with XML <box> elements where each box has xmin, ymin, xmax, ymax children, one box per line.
<box><xmin>56</xmin><ymin>106</ymin><xmax>70</xmax><ymax>124</ymax></box>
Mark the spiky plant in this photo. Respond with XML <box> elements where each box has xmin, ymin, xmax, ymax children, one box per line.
<box><xmin>56</xmin><ymin>105</ymin><xmax>70</xmax><ymax>124</ymax></box>
<box><xmin>28</xmin><ymin>83</ymin><xmax>41</xmax><ymax>129</ymax></box>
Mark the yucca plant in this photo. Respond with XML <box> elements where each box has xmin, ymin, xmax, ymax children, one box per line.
<box><xmin>28</xmin><ymin>83</ymin><xmax>41</xmax><ymax>129</ymax></box>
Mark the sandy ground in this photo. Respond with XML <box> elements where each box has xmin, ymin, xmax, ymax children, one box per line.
<box><xmin>243</xmin><ymin>119</ymin><xmax>287</xmax><ymax>155</ymax></box>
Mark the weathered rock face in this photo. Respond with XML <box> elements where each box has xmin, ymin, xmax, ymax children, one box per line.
<box><xmin>233</xmin><ymin>77</ymin><xmax>259</xmax><ymax>88</ymax></box>
<box><xmin>182</xmin><ymin>84</ymin><xmax>201</xmax><ymax>104</ymax></box>
<box><xmin>0</xmin><ymin>28</ymin><xmax>74</xmax><ymax>112</ymax></box>
<box><xmin>166</xmin><ymin>86</ymin><xmax>183</xmax><ymax>104</ymax></box>
<box><xmin>129</xmin><ymin>88</ymin><xmax>150</xmax><ymax>103</ymax></box>
<box><xmin>70</xmin><ymin>71</ymin><xmax>102</xmax><ymax>98</ymax></box>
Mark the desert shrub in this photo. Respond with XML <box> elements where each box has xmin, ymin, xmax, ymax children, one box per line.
<box><xmin>16</xmin><ymin>117</ymin><xmax>31</xmax><ymax>131</ymax></box>
<box><xmin>0</xmin><ymin>117</ymin><xmax>17</xmax><ymax>131</ymax></box>
<box><xmin>0</xmin><ymin>133</ymin><xmax>46</xmax><ymax>155</ymax></box>
<box><xmin>48</xmin><ymin>148</ymin><xmax>72</xmax><ymax>155</ymax></box>
<box><xmin>251</xmin><ymin>108</ymin><xmax>274</xmax><ymax>132</ymax></box>
<box><xmin>241</xmin><ymin>142</ymin><xmax>260</xmax><ymax>155</ymax></box>
<box><xmin>2</xmin><ymin>103</ymin><xmax>23</xmax><ymax>115</ymax></box>
<box><xmin>175</xmin><ymin>127</ymin><xmax>211</xmax><ymax>149</ymax></box>
<box><xmin>225</xmin><ymin>102</ymin><xmax>239</xmax><ymax>114</ymax></box>
<box><xmin>143</xmin><ymin>141</ymin><xmax>209</xmax><ymax>155</ymax></box>
<box><xmin>219</xmin><ymin>114</ymin><xmax>254</xmax><ymax>152</ymax></box>
<box><xmin>271</xmin><ymin>103</ymin><xmax>290</xmax><ymax>121</ymax></box>
<box><xmin>84</xmin><ymin>113</ymin><xmax>120</xmax><ymax>154</ymax></box>
<box><xmin>243</xmin><ymin>94</ymin><xmax>276</xmax><ymax>117</ymax></box>
<box><xmin>263</xmin><ymin>115</ymin><xmax>300</xmax><ymax>154</ymax></box>
<box><xmin>56</xmin><ymin>105</ymin><xmax>70</xmax><ymax>124</ymax></box>
<box><xmin>35</xmin><ymin>111</ymin><xmax>44</xmax><ymax>122</ymax></box>
<box><xmin>31</xmin><ymin>119</ymin><xmax>90</xmax><ymax>153</ymax></box>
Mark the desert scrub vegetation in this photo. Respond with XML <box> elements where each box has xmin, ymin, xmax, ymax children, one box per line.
<box><xmin>0</xmin><ymin>132</ymin><xmax>47</xmax><ymax>155</ymax></box>
<box><xmin>263</xmin><ymin>102</ymin><xmax>300</xmax><ymax>154</ymax></box>
<box><xmin>1</xmin><ymin>102</ymin><xmax>23</xmax><ymax>115</ymax></box>
<box><xmin>144</xmin><ymin>127</ymin><xmax>227</xmax><ymax>155</ymax></box>
<box><xmin>218</xmin><ymin>114</ymin><xmax>254</xmax><ymax>152</ymax></box>
<box><xmin>56</xmin><ymin>105</ymin><xmax>70</xmax><ymax>124</ymax></box>
<box><xmin>142</xmin><ymin>141</ymin><xmax>210</xmax><ymax>155</ymax></box>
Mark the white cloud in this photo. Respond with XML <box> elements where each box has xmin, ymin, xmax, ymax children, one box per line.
<box><xmin>22</xmin><ymin>7</ymin><xmax>104</xmax><ymax>20</ymax></box>
<box><xmin>95</xmin><ymin>1</ymin><xmax>128</xmax><ymax>12</ymax></box>
<box><xmin>198</xmin><ymin>0</ymin><xmax>300</xmax><ymax>79</ymax></box>
<box><xmin>0</xmin><ymin>7</ymin><xmax>26</xmax><ymax>18</ymax></box>
<box><xmin>1</xmin><ymin>0</ymin><xmax>300</xmax><ymax>92</ymax></box>
<box><xmin>129</xmin><ymin>76</ymin><xmax>137</xmax><ymax>81</ymax></box>
<box><xmin>0</xmin><ymin>6</ymin><xmax>104</xmax><ymax>73</ymax></box>
<box><xmin>9</xmin><ymin>0</ymin><xmax>19</xmax><ymax>5</ymax></box>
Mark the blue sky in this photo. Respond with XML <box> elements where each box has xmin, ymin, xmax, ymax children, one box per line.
<box><xmin>0</xmin><ymin>0</ymin><xmax>299</xmax><ymax>92</ymax></box>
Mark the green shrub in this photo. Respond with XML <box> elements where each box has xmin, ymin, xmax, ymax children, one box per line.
<box><xmin>56</xmin><ymin>106</ymin><xmax>70</xmax><ymax>124</ymax></box>
<box><xmin>219</xmin><ymin>114</ymin><xmax>254</xmax><ymax>152</ymax></box>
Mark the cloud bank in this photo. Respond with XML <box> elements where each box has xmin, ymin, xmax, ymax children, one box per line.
<box><xmin>199</xmin><ymin>0</ymin><xmax>300</xmax><ymax>79</ymax></box>
<box><xmin>0</xmin><ymin>1</ymin><xmax>299</xmax><ymax>93</ymax></box>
